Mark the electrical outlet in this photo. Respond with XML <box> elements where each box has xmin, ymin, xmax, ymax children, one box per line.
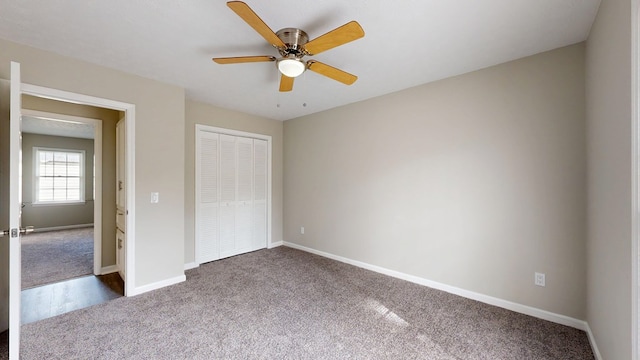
<box><xmin>534</xmin><ymin>272</ymin><xmax>545</xmax><ymax>287</ymax></box>
<box><xmin>300</xmin><ymin>227</ymin><xmax>305</xmax><ymax>234</ymax></box>
<box><xmin>151</xmin><ymin>192</ymin><xmax>159</xmax><ymax>204</ymax></box>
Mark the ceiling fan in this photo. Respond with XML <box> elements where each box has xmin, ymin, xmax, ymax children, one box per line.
<box><xmin>212</xmin><ymin>1</ymin><xmax>365</xmax><ymax>92</ymax></box>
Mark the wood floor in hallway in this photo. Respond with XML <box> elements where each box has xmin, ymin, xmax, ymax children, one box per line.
<box><xmin>21</xmin><ymin>273</ymin><xmax>124</xmax><ymax>324</ymax></box>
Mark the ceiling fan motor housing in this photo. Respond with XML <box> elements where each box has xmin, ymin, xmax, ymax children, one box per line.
<box><xmin>276</xmin><ymin>28</ymin><xmax>309</xmax><ymax>57</ymax></box>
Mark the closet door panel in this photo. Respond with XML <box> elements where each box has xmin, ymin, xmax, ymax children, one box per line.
<box><xmin>253</xmin><ymin>202</ymin><xmax>266</xmax><ymax>249</ymax></box>
<box><xmin>200</xmin><ymin>135</ymin><xmax>219</xmax><ymax>204</ymax></box>
<box><xmin>219</xmin><ymin>134</ymin><xmax>236</xmax><ymax>257</ymax></box>
<box><xmin>198</xmin><ymin>205</ymin><xmax>219</xmax><ymax>262</ymax></box>
<box><xmin>236</xmin><ymin>137</ymin><xmax>254</xmax><ymax>252</ymax></box>
<box><xmin>196</xmin><ymin>132</ymin><xmax>219</xmax><ymax>263</ymax></box>
<box><xmin>220</xmin><ymin>134</ymin><xmax>237</xmax><ymax>203</ymax></box>
<box><xmin>219</xmin><ymin>206</ymin><xmax>235</xmax><ymax>257</ymax></box>
<box><xmin>236</xmin><ymin>205</ymin><xmax>253</xmax><ymax>252</ymax></box>
<box><xmin>237</xmin><ymin>137</ymin><xmax>253</xmax><ymax>202</ymax></box>
<box><xmin>253</xmin><ymin>139</ymin><xmax>267</xmax><ymax>248</ymax></box>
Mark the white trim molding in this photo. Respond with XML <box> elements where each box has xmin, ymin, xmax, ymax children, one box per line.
<box><xmin>585</xmin><ymin>322</ymin><xmax>603</xmax><ymax>360</ymax></box>
<box><xmin>33</xmin><ymin>223</ymin><xmax>94</xmax><ymax>233</ymax></box>
<box><xmin>100</xmin><ymin>265</ymin><xmax>119</xmax><ymax>275</ymax></box>
<box><xmin>128</xmin><ymin>275</ymin><xmax>186</xmax><ymax>296</ymax></box>
<box><xmin>284</xmin><ymin>242</ymin><xmax>589</xmax><ymax>331</ymax></box>
<box><xmin>268</xmin><ymin>241</ymin><xmax>283</xmax><ymax>249</ymax></box>
<box><xmin>184</xmin><ymin>262</ymin><xmax>199</xmax><ymax>271</ymax></box>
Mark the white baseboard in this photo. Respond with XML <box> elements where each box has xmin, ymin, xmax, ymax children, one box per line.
<box><xmin>283</xmin><ymin>242</ymin><xmax>588</xmax><ymax>331</ymax></box>
<box><xmin>100</xmin><ymin>265</ymin><xmax>118</xmax><ymax>275</ymax></box>
<box><xmin>129</xmin><ymin>274</ymin><xmax>186</xmax><ymax>296</ymax></box>
<box><xmin>268</xmin><ymin>241</ymin><xmax>283</xmax><ymax>249</ymax></box>
<box><xmin>34</xmin><ymin>223</ymin><xmax>94</xmax><ymax>232</ymax></box>
<box><xmin>584</xmin><ymin>323</ymin><xmax>602</xmax><ymax>360</ymax></box>
<box><xmin>184</xmin><ymin>262</ymin><xmax>199</xmax><ymax>270</ymax></box>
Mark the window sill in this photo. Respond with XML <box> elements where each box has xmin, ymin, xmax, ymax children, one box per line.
<box><xmin>31</xmin><ymin>201</ymin><xmax>87</xmax><ymax>207</ymax></box>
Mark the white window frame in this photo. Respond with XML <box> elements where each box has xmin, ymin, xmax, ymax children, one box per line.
<box><xmin>33</xmin><ymin>146</ymin><xmax>86</xmax><ymax>205</ymax></box>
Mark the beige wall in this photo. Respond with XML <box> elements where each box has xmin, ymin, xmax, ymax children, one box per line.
<box><xmin>0</xmin><ymin>38</ymin><xmax>186</xmax><ymax>288</ymax></box>
<box><xmin>585</xmin><ymin>0</ymin><xmax>633</xmax><ymax>358</ymax></box>
<box><xmin>20</xmin><ymin>95</ymin><xmax>121</xmax><ymax>268</ymax></box>
<box><xmin>21</xmin><ymin>133</ymin><xmax>95</xmax><ymax>228</ymax></box>
<box><xmin>184</xmin><ymin>100</ymin><xmax>283</xmax><ymax>264</ymax></box>
<box><xmin>284</xmin><ymin>44</ymin><xmax>587</xmax><ymax>319</ymax></box>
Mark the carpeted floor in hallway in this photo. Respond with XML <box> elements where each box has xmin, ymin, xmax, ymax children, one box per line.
<box><xmin>21</xmin><ymin>227</ymin><xmax>94</xmax><ymax>289</ymax></box>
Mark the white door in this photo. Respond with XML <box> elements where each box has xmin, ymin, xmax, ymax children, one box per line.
<box><xmin>116</xmin><ymin>118</ymin><xmax>126</xmax><ymax>279</ymax></box>
<box><xmin>219</xmin><ymin>134</ymin><xmax>237</xmax><ymax>258</ymax></box>
<box><xmin>253</xmin><ymin>139</ymin><xmax>267</xmax><ymax>249</ymax></box>
<box><xmin>195</xmin><ymin>131</ymin><xmax>219</xmax><ymax>264</ymax></box>
<box><xmin>235</xmin><ymin>136</ymin><xmax>253</xmax><ymax>253</ymax></box>
<box><xmin>0</xmin><ymin>61</ymin><xmax>24</xmax><ymax>360</ymax></box>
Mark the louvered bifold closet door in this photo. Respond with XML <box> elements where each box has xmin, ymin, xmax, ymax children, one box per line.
<box><xmin>253</xmin><ymin>139</ymin><xmax>267</xmax><ymax>249</ymax></box>
<box><xmin>219</xmin><ymin>134</ymin><xmax>237</xmax><ymax>258</ymax></box>
<box><xmin>196</xmin><ymin>128</ymin><xmax>269</xmax><ymax>264</ymax></box>
<box><xmin>196</xmin><ymin>132</ymin><xmax>220</xmax><ymax>263</ymax></box>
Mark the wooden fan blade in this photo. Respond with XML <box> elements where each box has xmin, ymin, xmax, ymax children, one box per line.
<box><xmin>307</xmin><ymin>61</ymin><xmax>357</xmax><ymax>85</ymax></box>
<box><xmin>279</xmin><ymin>74</ymin><xmax>294</xmax><ymax>92</ymax></box>
<box><xmin>227</xmin><ymin>1</ymin><xmax>285</xmax><ymax>48</ymax></box>
<box><xmin>304</xmin><ymin>21</ymin><xmax>364</xmax><ymax>55</ymax></box>
<box><xmin>212</xmin><ymin>56</ymin><xmax>276</xmax><ymax>64</ymax></box>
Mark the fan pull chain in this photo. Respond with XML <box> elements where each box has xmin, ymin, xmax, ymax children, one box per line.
<box><xmin>301</xmin><ymin>70</ymin><xmax>308</xmax><ymax>108</ymax></box>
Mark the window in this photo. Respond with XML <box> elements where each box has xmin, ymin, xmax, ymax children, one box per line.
<box><xmin>34</xmin><ymin>147</ymin><xmax>85</xmax><ymax>204</ymax></box>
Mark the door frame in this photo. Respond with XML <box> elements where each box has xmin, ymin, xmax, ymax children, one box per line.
<box><xmin>20</xmin><ymin>109</ymin><xmax>104</xmax><ymax>276</ymax></box>
<box><xmin>194</xmin><ymin>124</ymin><xmax>273</xmax><ymax>264</ymax></box>
<box><xmin>633</xmin><ymin>0</ymin><xmax>640</xmax><ymax>358</ymax></box>
<box><xmin>20</xmin><ymin>83</ymin><xmax>137</xmax><ymax>296</ymax></box>
<box><xmin>631</xmin><ymin>0</ymin><xmax>640</xmax><ymax>360</ymax></box>
<box><xmin>633</xmin><ymin>0</ymin><xmax>639</xmax><ymax>359</ymax></box>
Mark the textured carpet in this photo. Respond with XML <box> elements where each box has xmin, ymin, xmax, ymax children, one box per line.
<box><xmin>17</xmin><ymin>247</ymin><xmax>594</xmax><ymax>359</ymax></box>
<box><xmin>21</xmin><ymin>228</ymin><xmax>94</xmax><ymax>289</ymax></box>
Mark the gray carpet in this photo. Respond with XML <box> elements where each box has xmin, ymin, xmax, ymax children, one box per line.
<box><xmin>21</xmin><ymin>228</ymin><xmax>94</xmax><ymax>289</ymax></box>
<box><xmin>17</xmin><ymin>247</ymin><xmax>593</xmax><ymax>359</ymax></box>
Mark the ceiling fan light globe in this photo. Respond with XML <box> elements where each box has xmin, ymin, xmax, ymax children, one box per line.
<box><xmin>277</xmin><ymin>58</ymin><xmax>306</xmax><ymax>78</ymax></box>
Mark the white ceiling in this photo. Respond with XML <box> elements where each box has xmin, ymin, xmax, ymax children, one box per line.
<box><xmin>0</xmin><ymin>0</ymin><xmax>600</xmax><ymax>121</ymax></box>
<box><xmin>22</xmin><ymin>115</ymin><xmax>95</xmax><ymax>139</ymax></box>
